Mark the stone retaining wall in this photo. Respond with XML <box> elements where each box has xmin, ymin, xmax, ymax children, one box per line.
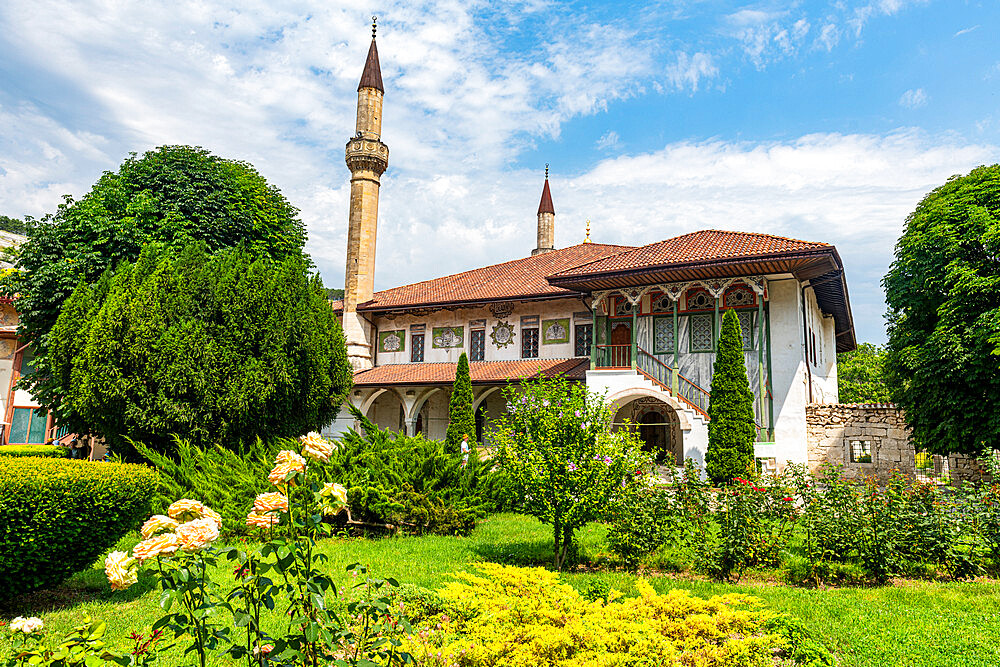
<box><xmin>805</xmin><ymin>403</ymin><xmax>913</xmax><ymax>478</ymax></box>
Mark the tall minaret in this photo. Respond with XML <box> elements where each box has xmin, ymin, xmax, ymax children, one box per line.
<box><xmin>343</xmin><ymin>17</ymin><xmax>389</xmax><ymax>370</ymax></box>
<box><xmin>532</xmin><ymin>164</ymin><xmax>555</xmax><ymax>255</ymax></box>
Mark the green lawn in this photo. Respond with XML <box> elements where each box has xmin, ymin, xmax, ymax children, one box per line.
<box><xmin>3</xmin><ymin>513</ymin><xmax>999</xmax><ymax>666</ymax></box>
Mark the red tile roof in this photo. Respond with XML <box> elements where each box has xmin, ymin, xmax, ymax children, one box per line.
<box><xmin>353</xmin><ymin>358</ymin><xmax>589</xmax><ymax>386</ymax></box>
<box><xmin>346</xmin><ymin>242</ymin><xmax>632</xmax><ymax>312</ymax></box>
<box><xmin>552</xmin><ymin>230</ymin><xmax>831</xmax><ymax>278</ymax></box>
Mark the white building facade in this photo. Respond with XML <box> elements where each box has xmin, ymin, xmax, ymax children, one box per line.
<box><xmin>328</xmin><ymin>28</ymin><xmax>856</xmax><ymax>472</ymax></box>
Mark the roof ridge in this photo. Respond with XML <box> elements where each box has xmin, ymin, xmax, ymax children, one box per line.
<box><xmin>363</xmin><ymin>242</ymin><xmax>633</xmax><ymax>302</ymax></box>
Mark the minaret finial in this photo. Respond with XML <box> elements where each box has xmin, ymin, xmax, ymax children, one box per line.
<box><xmin>545</xmin><ymin>163</ymin><xmax>549</xmax><ymax>179</ymax></box>
<box><xmin>584</xmin><ymin>219</ymin><xmax>592</xmax><ymax>244</ymax></box>
<box><xmin>372</xmin><ymin>16</ymin><xmax>377</xmax><ymax>39</ymax></box>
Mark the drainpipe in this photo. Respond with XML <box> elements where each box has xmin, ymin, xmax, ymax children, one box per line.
<box><xmin>801</xmin><ymin>282</ymin><xmax>813</xmax><ymax>404</ymax></box>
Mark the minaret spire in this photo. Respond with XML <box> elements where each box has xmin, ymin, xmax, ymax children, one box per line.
<box><xmin>532</xmin><ymin>164</ymin><xmax>555</xmax><ymax>255</ymax></box>
<box><xmin>343</xmin><ymin>19</ymin><xmax>390</xmax><ymax>370</ymax></box>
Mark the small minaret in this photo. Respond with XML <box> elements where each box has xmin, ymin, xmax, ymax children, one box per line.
<box><xmin>343</xmin><ymin>17</ymin><xmax>389</xmax><ymax>370</ymax></box>
<box><xmin>532</xmin><ymin>164</ymin><xmax>555</xmax><ymax>255</ymax></box>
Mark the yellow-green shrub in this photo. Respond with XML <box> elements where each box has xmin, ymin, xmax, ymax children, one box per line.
<box><xmin>401</xmin><ymin>564</ymin><xmax>790</xmax><ymax>666</ymax></box>
<box><xmin>0</xmin><ymin>445</ymin><xmax>68</xmax><ymax>458</ymax></box>
<box><xmin>0</xmin><ymin>457</ymin><xmax>158</xmax><ymax>599</ymax></box>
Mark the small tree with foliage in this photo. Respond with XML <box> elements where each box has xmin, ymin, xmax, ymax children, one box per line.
<box><xmin>837</xmin><ymin>342</ymin><xmax>891</xmax><ymax>403</ymax></box>
<box><xmin>883</xmin><ymin>164</ymin><xmax>1000</xmax><ymax>455</ymax></box>
<box><xmin>494</xmin><ymin>375</ymin><xmax>647</xmax><ymax>570</ymax></box>
<box><xmin>48</xmin><ymin>242</ymin><xmax>352</xmax><ymax>459</ymax></box>
<box><xmin>705</xmin><ymin>309</ymin><xmax>756</xmax><ymax>485</ymax></box>
<box><xmin>446</xmin><ymin>352</ymin><xmax>476</xmax><ymax>451</ymax></box>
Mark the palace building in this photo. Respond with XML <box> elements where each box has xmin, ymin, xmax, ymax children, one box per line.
<box><xmin>327</xmin><ymin>26</ymin><xmax>856</xmax><ymax>471</ymax></box>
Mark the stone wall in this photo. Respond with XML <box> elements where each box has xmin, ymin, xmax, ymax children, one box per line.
<box><xmin>805</xmin><ymin>403</ymin><xmax>913</xmax><ymax>478</ymax></box>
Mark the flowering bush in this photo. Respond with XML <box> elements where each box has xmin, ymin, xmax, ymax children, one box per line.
<box><xmin>493</xmin><ymin>375</ymin><xmax>648</xmax><ymax>570</ymax></box>
<box><xmin>104</xmin><ymin>431</ymin><xmax>412</xmax><ymax>667</ymax></box>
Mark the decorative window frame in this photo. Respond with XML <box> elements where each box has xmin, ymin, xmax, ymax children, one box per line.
<box><xmin>683</xmin><ymin>287</ymin><xmax>715</xmax><ymax>312</ymax></box>
<box><xmin>688</xmin><ymin>313</ymin><xmax>714</xmax><ymax>353</ymax></box>
<box><xmin>652</xmin><ymin>315</ymin><xmax>675</xmax><ymax>355</ymax></box>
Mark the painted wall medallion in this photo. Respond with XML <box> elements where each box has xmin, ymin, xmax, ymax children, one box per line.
<box><xmin>490</xmin><ymin>321</ymin><xmax>516</xmax><ymax>348</ymax></box>
<box><xmin>378</xmin><ymin>330</ymin><xmax>405</xmax><ymax>353</ymax></box>
<box><xmin>541</xmin><ymin>318</ymin><xmax>570</xmax><ymax>345</ymax></box>
<box><xmin>432</xmin><ymin>326</ymin><xmax>464</xmax><ymax>349</ymax></box>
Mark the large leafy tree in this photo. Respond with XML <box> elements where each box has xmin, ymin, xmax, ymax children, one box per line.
<box><xmin>705</xmin><ymin>309</ymin><xmax>756</xmax><ymax>485</ymax></box>
<box><xmin>883</xmin><ymin>165</ymin><xmax>1000</xmax><ymax>456</ymax></box>
<box><xmin>837</xmin><ymin>343</ymin><xmax>891</xmax><ymax>404</ymax></box>
<box><xmin>48</xmin><ymin>242</ymin><xmax>352</xmax><ymax>459</ymax></box>
<box><xmin>446</xmin><ymin>352</ymin><xmax>475</xmax><ymax>450</ymax></box>
<box><xmin>5</xmin><ymin>145</ymin><xmax>306</xmax><ymax>412</ymax></box>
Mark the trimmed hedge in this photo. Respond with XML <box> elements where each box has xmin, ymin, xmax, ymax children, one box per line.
<box><xmin>0</xmin><ymin>445</ymin><xmax>69</xmax><ymax>458</ymax></box>
<box><xmin>0</xmin><ymin>457</ymin><xmax>158</xmax><ymax>599</ymax></box>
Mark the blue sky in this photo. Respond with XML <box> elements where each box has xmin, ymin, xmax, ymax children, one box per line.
<box><xmin>1</xmin><ymin>0</ymin><xmax>998</xmax><ymax>344</ymax></box>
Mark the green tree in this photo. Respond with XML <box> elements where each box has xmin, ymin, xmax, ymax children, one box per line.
<box><xmin>446</xmin><ymin>352</ymin><xmax>475</xmax><ymax>450</ymax></box>
<box><xmin>883</xmin><ymin>165</ymin><xmax>1000</xmax><ymax>456</ymax></box>
<box><xmin>0</xmin><ymin>215</ymin><xmax>27</xmax><ymax>235</ymax></box>
<box><xmin>4</xmin><ymin>145</ymin><xmax>306</xmax><ymax>416</ymax></box>
<box><xmin>705</xmin><ymin>309</ymin><xmax>757</xmax><ymax>485</ymax></box>
<box><xmin>837</xmin><ymin>343</ymin><xmax>891</xmax><ymax>403</ymax></box>
<box><xmin>494</xmin><ymin>375</ymin><xmax>647</xmax><ymax>570</ymax></box>
<box><xmin>48</xmin><ymin>242</ymin><xmax>351</xmax><ymax>459</ymax></box>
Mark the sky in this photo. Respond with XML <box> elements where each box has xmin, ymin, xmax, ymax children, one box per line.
<box><xmin>1</xmin><ymin>0</ymin><xmax>998</xmax><ymax>344</ymax></box>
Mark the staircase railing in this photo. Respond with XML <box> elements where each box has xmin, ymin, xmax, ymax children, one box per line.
<box><xmin>595</xmin><ymin>344</ymin><xmax>631</xmax><ymax>368</ymax></box>
<box><xmin>635</xmin><ymin>347</ymin><xmax>711</xmax><ymax>420</ymax></box>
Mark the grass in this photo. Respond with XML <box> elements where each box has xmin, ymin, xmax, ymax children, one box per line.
<box><xmin>3</xmin><ymin>513</ymin><xmax>999</xmax><ymax>666</ymax></box>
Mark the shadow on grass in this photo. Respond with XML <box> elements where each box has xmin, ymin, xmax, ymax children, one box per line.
<box><xmin>473</xmin><ymin>538</ymin><xmax>556</xmax><ymax>567</ymax></box>
<box><xmin>0</xmin><ymin>568</ymin><xmax>159</xmax><ymax>617</ymax></box>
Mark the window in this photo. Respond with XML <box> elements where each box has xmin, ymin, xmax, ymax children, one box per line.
<box><xmin>689</xmin><ymin>314</ymin><xmax>713</xmax><ymax>352</ymax></box>
<box><xmin>612</xmin><ymin>297</ymin><xmax>633</xmax><ymax>317</ymax></box>
<box><xmin>724</xmin><ymin>286</ymin><xmax>755</xmax><ymax>307</ymax></box>
<box><xmin>574</xmin><ymin>323</ymin><xmax>592</xmax><ymax>357</ymax></box>
<box><xmin>850</xmin><ymin>439</ymin><xmax>872</xmax><ymax>464</ymax></box>
<box><xmin>470</xmin><ymin>328</ymin><xmax>486</xmax><ymax>361</ymax></box>
<box><xmin>810</xmin><ymin>330</ymin><xmax>817</xmax><ymax>366</ymax></box>
<box><xmin>8</xmin><ymin>407</ymin><xmax>47</xmax><ymax>444</ymax></box>
<box><xmin>653</xmin><ymin>316</ymin><xmax>675</xmax><ymax>355</ymax></box>
<box><xmin>521</xmin><ymin>326</ymin><xmax>539</xmax><ymax>358</ymax></box>
<box><xmin>685</xmin><ymin>289</ymin><xmax>714</xmax><ymax>311</ymax></box>
<box><xmin>411</xmin><ymin>332</ymin><xmax>425</xmax><ymax>362</ymax></box>
<box><xmin>737</xmin><ymin>311</ymin><xmax>754</xmax><ymax>350</ymax></box>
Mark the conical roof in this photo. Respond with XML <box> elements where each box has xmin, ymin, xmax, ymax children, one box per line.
<box><xmin>358</xmin><ymin>39</ymin><xmax>383</xmax><ymax>92</ymax></box>
<box><xmin>537</xmin><ymin>178</ymin><xmax>554</xmax><ymax>215</ymax></box>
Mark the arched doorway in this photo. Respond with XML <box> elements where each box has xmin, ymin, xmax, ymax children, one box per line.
<box><xmin>612</xmin><ymin>397</ymin><xmax>683</xmax><ymax>466</ymax></box>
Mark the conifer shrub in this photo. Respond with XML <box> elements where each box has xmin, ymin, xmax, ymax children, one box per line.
<box><xmin>401</xmin><ymin>563</ymin><xmax>830</xmax><ymax>666</ymax></box>
<box><xmin>327</xmin><ymin>408</ymin><xmax>491</xmax><ymax>535</ymax></box>
<box><xmin>0</xmin><ymin>457</ymin><xmax>157</xmax><ymax>599</ymax></box>
<box><xmin>445</xmin><ymin>352</ymin><xmax>475</xmax><ymax>452</ymax></box>
<box><xmin>706</xmin><ymin>309</ymin><xmax>757</xmax><ymax>485</ymax></box>
<box><xmin>133</xmin><ymin>437</ymin><xmax>284</xmax><ymax>538</ymax></box>
<box><xmin>0</xmin><ymin>444</ymin><xmax>68</xmax><ymax>458</ymax></box>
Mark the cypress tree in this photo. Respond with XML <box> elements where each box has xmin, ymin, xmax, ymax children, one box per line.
<box><xmin>705</xmin><ymin>308</ymin><xmax>756</xmax><ymax>485</ymax></box>
<box><xmin>446</xmin><ymin>352</ymin><xmax>476</xmax><ymax>451</ymax></box>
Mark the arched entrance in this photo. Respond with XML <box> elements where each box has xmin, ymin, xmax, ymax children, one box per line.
<box><xmin>612</xmin><ymin>397</ymin><xmax>683</xmax><ymax>465</ymax></box>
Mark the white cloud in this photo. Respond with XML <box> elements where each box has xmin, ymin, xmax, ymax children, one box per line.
<box><xmin>899</xmin><ymin>88</ymin><xmax>928</xmax><ymax>109</ymax></box>
<box><xmin>954</xmin><ymin>25</ymin><xmax>980</xmax><ymax>37</ymax></box>
<box><xmin>596</xmin><ymin>131</ymin><xmax>620</xmax><ymax>150</ymax></box>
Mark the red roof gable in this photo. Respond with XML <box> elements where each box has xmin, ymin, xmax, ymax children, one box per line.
<box><xmin>552</xmin><ymin>230</ymin><xmax>831</xmax><ymax>279</ymax></box>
